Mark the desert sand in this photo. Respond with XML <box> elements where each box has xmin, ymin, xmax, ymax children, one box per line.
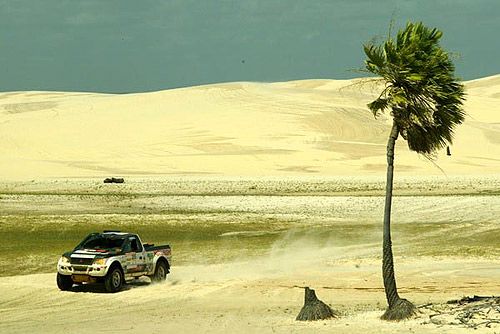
<box><xmin>0</xmin><ymin>257</ymin><xmax>499</xmax><ymax>333</ymax></box>
<box><xmin>0</xmin><ymin>75</ymin><xmax>499</xmax><ymax>179</ymax></box>
<box><xmin>0</xmin><ymin>76</ymin><xmax>499</xmax><ymax>333</ymax></box>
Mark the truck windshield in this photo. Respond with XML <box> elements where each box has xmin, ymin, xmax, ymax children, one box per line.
<box><xmin>77</xmin><ymin>235</ymin><xmax>126</xmax><ymax>251</ymax></box>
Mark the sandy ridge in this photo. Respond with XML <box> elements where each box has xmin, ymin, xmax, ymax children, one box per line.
<box><xmin>0</xmin><ymin>76</ymin><xmax>499</xmax><ymax>179</ymax></box>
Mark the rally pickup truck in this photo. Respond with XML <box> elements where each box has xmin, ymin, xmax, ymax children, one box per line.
<box><xmin>57</xmin><ymin>231</ymin><xmax>171</xmax><ymax>292</ymax></box>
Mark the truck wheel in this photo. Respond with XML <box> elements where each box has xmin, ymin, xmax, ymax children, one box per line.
<box><xmin>104</xmin><ymin>266</ymin><xmax>124</xmax><ymax>293</ymax></box>
<box><xmin>57</xmin><ymin>273</ymin><xmax>74</xmax><ymax>291</ymax></box>
<box><xmin>151</xmin><ymin>261</ymin><xmax>168</xmax><ymax>282</ymax></box>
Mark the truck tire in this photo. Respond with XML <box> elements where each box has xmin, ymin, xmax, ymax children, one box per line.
<box><xmin>104</xmin><ymin>266</ymin><xmax>124</xmax><ymax>293</ymax></box>
<box><xmin>151</xmin><ymin>260</ymin><xmax>168</xmax><ymax>282</ymax></box>
<box><xmin>57</xmin><ymin>273</ymin><xmax>74</xmax><ymax>291</ymax></box>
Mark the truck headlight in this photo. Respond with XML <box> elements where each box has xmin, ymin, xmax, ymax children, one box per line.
<box><xmin>60</xmin><ymin>256</ymin><xmax>70</xmax><ymax>264</ymax></box>
<box><xmin>93</xmin><ymin>258</ymin><xmax>107</xmax><ymax>265</ymax></box>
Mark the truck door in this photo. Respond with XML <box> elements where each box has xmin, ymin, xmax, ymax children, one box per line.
<box><xmin>121</xmin><ymin>239</ymin><xmax>136</xmax><ymax>274</ymax></box>
<box><xmin>131</xmin><ymin>236</ymin><xmax>146</xmax><ymax>273</ymax></box>
<box><xmin>121</xmin><ymin>236</ymin><xmax>146</xmax><ymax>274</ymax></box>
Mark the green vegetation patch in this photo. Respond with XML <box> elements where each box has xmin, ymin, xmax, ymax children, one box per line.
<box><xmin>0</xmin><ymin>214</ymin><xmax>290</xmax><ymax>277</ymax></box>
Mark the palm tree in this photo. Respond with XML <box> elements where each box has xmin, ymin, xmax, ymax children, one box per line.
<box><xmin>363</xmin><ymin>22</ymin><xmax>465</xmax><ymax>320</ymax></box>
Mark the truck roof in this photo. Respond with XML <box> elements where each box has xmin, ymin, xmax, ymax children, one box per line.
<box><xmin>77</xmin><ymin>231</ymin><xmax>138</xmax><ymax>243</ymax></box>
<box><xmin>100</xmin><ymin>231</ymin><xmax>136</xmax><ymax>238</ymax></box>
<box><xmin>102</xmin><ymin>231</ymin><xmax>129</xmax><ymax>235</ymax></box>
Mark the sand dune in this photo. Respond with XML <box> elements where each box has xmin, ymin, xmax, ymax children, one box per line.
<box><xmin>1</xmin><ymin>76</ymin><xmax>499</xmax><ymax>179</ymax></box>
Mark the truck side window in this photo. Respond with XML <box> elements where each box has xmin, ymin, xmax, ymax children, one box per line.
<box><xmin>135</xmin><ymin>237</ymin><xmax>143</xmax><ymax>252</ymax></box>
<box><xmin>122</xmin><ymin>240</ymin><xmax>131</xmax><ymax>253</ymax></box>
<box><xmin>130</xmin><ymin>237</ymin><xmax>142</xmax><ymax>252</ymax></box>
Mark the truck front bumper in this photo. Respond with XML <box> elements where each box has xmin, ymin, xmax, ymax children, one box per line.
<box><xmin>57</xmin><ymin>262</ymin><xmax>108</xmax><ymax>278</ymax></box>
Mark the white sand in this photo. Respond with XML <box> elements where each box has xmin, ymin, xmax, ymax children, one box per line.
<box><xmin>1</xmin><ymin>75</ymin><xmax>499</xmax><ymax>179</ymax></box>
<box><xmin>1</xmin><ymin>76</ymin><xmax>499</xmax><ymax>333</ymax></box>
<box><xmin>1</xmin><ymin>255</ymin><xmax>499</xmax><ymax>333</ymax></box>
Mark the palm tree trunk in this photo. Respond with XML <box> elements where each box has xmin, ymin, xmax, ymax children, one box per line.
<box><xmin>382</xmin><ymin>122</ymin><xmax>400</xmax><ymax>307</ymax></box>
<box><xmin>381</xmin><ymin>122</ymin><xmax>416</xmax><ymax>321</ymax></box>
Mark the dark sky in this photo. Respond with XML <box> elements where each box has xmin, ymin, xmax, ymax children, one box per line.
<box><xmin>1</xmin><ymin>0</ymin><xmax>499</xmax><ymax>93</ymax></box>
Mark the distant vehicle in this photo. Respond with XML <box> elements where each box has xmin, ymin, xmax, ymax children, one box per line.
<box><xmin>103</xmin><ymin>177</ymin><xmax>124</xmax><ymax>183</ymax></box>
<box><xmin>57</xmin><ymin>231</ymin><xmax>171</xmax><ymax>292</ymax></box>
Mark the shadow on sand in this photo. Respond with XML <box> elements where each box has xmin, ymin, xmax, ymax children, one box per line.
<box><xmin>68</xmin><ymin>278</ymin><xmax>151</xmax><ymax>294</ymax></box>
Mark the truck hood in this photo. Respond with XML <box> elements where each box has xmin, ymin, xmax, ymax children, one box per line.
<box><xmin>65</xmin><ymin>249</ymin><xmax>122</xmax><ymax>259</ymax></box>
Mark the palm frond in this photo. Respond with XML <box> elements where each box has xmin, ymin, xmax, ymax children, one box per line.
<box><xmin>368</xmin><ymin>98</ymin><xmax>390</xmax><ymax>117</ymax></box>
<box><xmin>363</xmin><ymin>21</ymin><xmax>465</xmax><ymax>155</ymax></box>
